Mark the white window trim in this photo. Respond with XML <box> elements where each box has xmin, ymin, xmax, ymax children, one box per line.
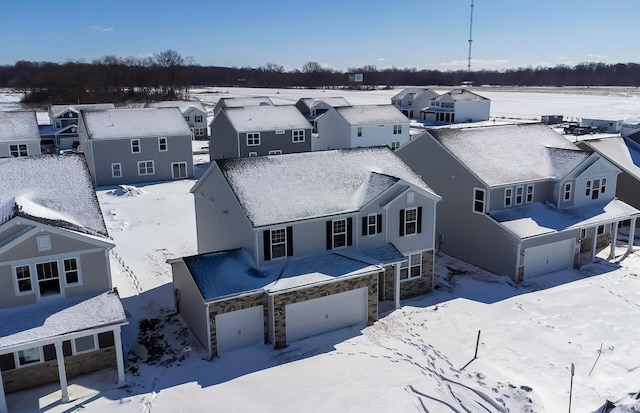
<box><xmin>270</xmin><ymin>228</ymin><xmax>287</xmax><ymax>259</ymax></box>
<box><xmin>63</xmin><ymin>257</ymin><xmax>82</xmax><ymax>286</ymax></box>
<box><xmin>404</xmin><ymin>207</ymin><xmax>418</xmax><ymax>236</ymax></box>
<box><xmin>158</xmin><ymin>137</ymin><xmax>168</xmax><ymax>152</ymax></box>
<box><xmin>400</xmin><ymin>252</ymin><xmax>422</xmax><ymax>282</ymax></box>
<box><xmin>275</xmin><ymin>129</ymin><xmax>285</xmax><ymax>135</ymax></box>
<box><xmin>171</xmin><ymin>162</ymin><xmax>188</xmax><ymax>179</ymax></box>
<box><xmin>72</xmin><ymin>334</ymin><xmax>97</xmax><ymax>355</ymax></box>
<box><xmin>393</xmin><ymin>124</ymin><xmax>402</xmax><ymax>135</ymax></box>
<box><xmin>269</xmin><ymin>150</ymin><xmax>282</xmax><ymax>155</ymax></box>
<box><xmin>525</xmin><ymin>184</ymin><xmax>534</xmax><ymax>204</ymax></box>
<box><xmin>366</xmin><ymin>214</ymin><xmax>378</xmax><ymax>237</ymax></box>
<box><xmin>292</xmin><ymin>129</ymin><xmax>305</xmax><ymax>143</ymax></box>
<box><xmin>13</xmin><ymin>264</ymin><xmax>33</xmax><ymax>296</ymax></box>
<box><xmin>473</xmin><ymin>187</ymin><xmax>486</xmax><ymax>214</ymax></box>
<box><xmin>357</xmin><ymin>127</ymin><xmax>362</xmax><ymax>137</ymax></box>
<box><xmin>504</xmin><ymin>187</ymin><xmax>513</xmax><ymax>207</ymax></box>
<box><xmin>332</xmin><ymin>219</ymin><xmax>348</xmax><ymax>249</ymax></box>
<box><xmin>15</xmin><ymin>347</ymin><xmax>43</xmax><ymax>368</ymax></box>
<box><xmin>37</xmin><ymin>235</ymin><xmax>52</xmax><ymax>252</ymax></box>
<box><xmin>514</xmin><ymin>186</ymin><xmax>524</xmax><ymax>205</ymax></box>
<box><xmin>247</xmin><ymin>132</ymin><xmax>260</xmax><ymax>146</ymax></box>
<box><xmin>137</xmin><ymin>160</ymin><xmax>155</xmax><ymax>176</ymax></box>
<box><xmin>130</xmin><ymin>139</ymin><xmax>141</xmax><ymax>154</ymax></box>
<box><xmin>111</xmin><ymin>163</ymin><xmax>122</xmax><ymax>178</ymax></box>
<box><xmin>35</xmin><ymin>259</ymin><xmax>62</xmax><ymax>299</ymax></box>
<box><xmin>580</xmin><ymin>228</ymin><xmax>587</xmax><ymax>239</ymax></box>
<box><xmin>564</xmin><ymin>182</ymin><xmax>572</xmax><ymax>201</ymax></box>
<box><xmin>248</xmin><ymin>152</ymin><xmax>258</xmax><ymax>157</ymax></box>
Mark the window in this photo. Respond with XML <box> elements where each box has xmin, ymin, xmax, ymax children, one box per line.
<box><xmin>326</xmin><ymin>218</ymin><xmax>352</xmax><ymax>249</ymax></box>
<box><xmin>172</xmin><ymin>162</ymin><xmax>188</xmax><ymax>179</ymax></box>
<box><xmin>138</xmin><ymin>160</ymin><xmax>155</xmax><ymax>175</ymax></box>
<box><xmin>292</xmin><ymin>130</ymin><xmax>305</xmax><ymax>142</ymax></box>
<box><xmin>393</xmin><ymin>124</ymin><xmax>402</xmax><ymax>135</ymax></box>
<box><xmin>36</xmin><ymin>261</ymin><xmax>60</xmax><ymax>297</ymax></box>
<box><xmin>362</xmin><ymin>214</ymin><xmax>382</xmax><ymax>236</ymax></box>
<box><xmin>247</xmin><ymin>132</ymin><xmax>260</xmax><ymax>146</ymax></box>
<box><xmin>597</xmin><ymin>225</ymin><xmax>606</xmax><ymax>235</ymax></box>
<box><xmin>400</xmin><ymin>253</ymin><xmax>422</xmax><ymax>281</ymax></box>
<box><xmin>195</xmin><ymin>128</ymin><xmax>205</xmax><ymax>137</ymax></box>
<box><xmin>9</xmin><ymin>144</ymin><xmax>28</xmax><ymax>157</ymax></box>
<box><xmin>580</xmin><ymin>228</ymin><xmax>587</xmax><ymax>239</ymax></box>
<box><xmin>586</xmin><ymin>178</ymin><xmax>606</xmax><ymax>200</ymax></box>
<box><xmin>515</xmin><ymin>186</ymin><xmax>524</xmax><ymax>205</ymax></box>
<box><xmin>111</xmin><ymin>163</ymin><xmax>122</xmax><ymax>178</ymax></box>
<box><xmin>564</xmin><ymin>182</ymin><xmax>572</xmax><ymax>201</ymax></box>
<box><xmin>17</xmin><ymin>347</ymin><xmax>41</xmax><ymax>367</ymax></box>
<box><xmin>504</xmin><ymin>188</ymin><xmax>513</xmax><ymax>207</ymax></box>
<box><xmin>130</xmin><ymin>139</ymin><xmax>140</xmax><ymax>153</ymax></box>
<box><xmin>15</xmin><ymin>265</ymin><xmax>32</xmax><ymax>293</ymax></box>
<box><xmin>401</xmin><ymin>207</ymin><xmax>420</xmax><ymax>236</ymax></box>
<box><xmin>63</xmin><ymin>258</ymin><xmax>79</xmax><ymax>284</ymax></box>
<box><xmin>275</xmin><ymin>129</ymin><xmax>285</xmax><ymax>135</ymax></box>
<box><xmin>357</xmin><ymin>127</ymin><xmax>362</xmax><ymax>137</ymax></box>
<box><xmin>473</xmin><ymin>188</ymin><xmax>486</xmax><ymax>213</ymax></box>
<box><xmin>390</xmin><ymin>141</ymin><xmax>400</xmax><ymax>150</ymax></box>
<box><xmin>269</xmin><ymin>150</ymin><xmax>282</xmax><ymax>155</ymax></box>
<box><xmin>263</xmin><ymin>227</ymin><xmax>293</xmax><ymax>260</ymax></box>
<box><xmin>74</xmin><ymin>335</ymin><xmax>96</xmax><ymax>354</ymax></box>
<box><xmin>526</xmin><ymin>185</ymin><xmax>534</xmax><ymax>203</ymax></box>
<box><xmin>194</xmin><ymin>115</ymin><xmax>203</xmax><ymax>123</ymax></box>
<box><xmin>184</xmin><ymin>116</ymin><xmax>189</xmax><ymax>122</ymax></box>
<box><xmin>55</xmin><ymin>120</ymin><xmax>61</xmax><ymax>129</ymax></box>
<box><xmin>248</xmin><ymin>152</ymin><xmax>258</xmax><ymax>157</ymax></box>
<box><xmin>37</xmin><ymin>235</ymin><xmax>51</xmax><ymax>252</ymax></box>
<box><xmin>158</xmin><ymin>137</ymin><xmax>168</xmax><ymax>152</ymax></box>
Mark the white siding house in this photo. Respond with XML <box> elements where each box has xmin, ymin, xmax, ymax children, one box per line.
<box><xmin>420</xmin><ymin>89</ymin><xmax>490</xmax><ymax>124</ymax></box>
<box><xmin>391</xmin><ymin>88</ymin><xmax>439</xmax><ymax>119</ymax></box>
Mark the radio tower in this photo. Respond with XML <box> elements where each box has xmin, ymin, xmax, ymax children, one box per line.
<box><xmin>467</xmin><ymin>0</ymin><xmax>474</xmax><ymax>73</ymax></box>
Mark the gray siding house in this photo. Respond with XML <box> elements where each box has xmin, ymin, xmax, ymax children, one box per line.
<box><xmin>391</xmin><ymin>88</ymin><xmax>439</xmax><ymax>119</ymax></box>
<box><xmin>398</xmin><ymin>123</ymin><xmax>640</xmax><ymax>281</ymax></box>
<box><xmin>295</xmin><ymin>97</ymin><xmax>351</xmax><ymax>132</ymax></box>
<box><xmin>145</xmin><ymin>101</ymin><xmax>209</xmax><ymax>140</ymax></box>
<box><xmin>212</xmin><ymin>96</ymin><xmax>274</xmax><ymax>119</ymax></box>
<box><xmin>0</xmin><ymin>111</ymin><xmax>41</xmax><ymax>158</ymax></box>
<box><xmin>78</xmin><ymin>107</ymin><xmax>194</xmax><ymax>186</ymax></box>
<box><xmin>209</xmin><ymin>105</ymin><xmax>312</xmax><ymax>160</ymax></box>
<box><xmin>44</xmin><ymin>104</ymin><xmax>116</xmax><ymax>151</ymax></box>
<box><xmin>170</xmin><ymin>147</ymin><xmax>441</xmax><ymax>358</ymax></box>
<box><xmin>0</xmin><ymin>155</ymin><xmax>127</xmax><ymax>411</ymax></box>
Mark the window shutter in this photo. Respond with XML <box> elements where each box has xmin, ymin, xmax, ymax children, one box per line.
<box><xmin>377</xmin><ymin>214</ymin><xmax>382</xmax><ymax>234</ymax></box>
<box><xmin>417</xmin><ymin>207</ymin><xmax>423</xmax><ymax>234</ymax></box>
<box><xmin>263</xmin><ymin>230</ymin><xmax>271</xmax><ymax>261</ymax></box>
<box><xmin>326</xmin><ymin>221</ymin><xmax>332</xmax><ymax>250</ymax></box>
<box><xmin>347</xmin><ymin>218</ymin><xmax>353</xmax><ymax>246</ymax></box>
<box><xmin>362</xmin><ymin>216</ymin><xmax>368</xmax><ymax>236</ymax></box>
<box><xmin>399</xmin><ymin>209</ymin><xmax>405</xmax><ymax>236</ymax></box>
<box><xmin>286</xmin><ymin>226</ymin><xmax>294</xmax><ymax>257</ymax></box>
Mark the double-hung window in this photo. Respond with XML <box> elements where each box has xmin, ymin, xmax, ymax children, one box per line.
<box><xmin>393</xmin><ymin>124</ymin><xmax>402</xmax><ymax>135</ymax></box>
<box><xmin>36</xmin><ymin>261</ymin><xmax>61</xmax><ymax>297</ymax></box>
<box><xmin>138</xmin><ymin>160</ymin><xmax>155</xmax><ymax>175</ymax></box>
<box><xmin>504</xmin><ymin>188</ymin><xmax>513</xmax><ymax>207</ymax></box>
<box><xmin>400</xmin><ymin>253</ymin><xmax>422</xmax><ymax>281</ymax></box>
<box><xmin>263</xmin><ymin>227</ymin><xmax>293</xmax><ymax>260</ymax></box>
<box><xmin>525</xmin><ymin>184</ymin><xmax>534</xmax><ymax>203</ymax></box>
<box><xmin>131</xmin><ymin>139</ymin><xmax>141</xmax><ymax>153</ymax></box>
<box><xmin>564</xmin><ymin>182</ymin><xmax>572</xmax><ymax>201</ymax></box>
<box><xmin>586</xmin><ymin>178</ymin><xmax>606</xmax><ymax>199</ymax></box>
<box><xmin>357</xmin><ymin>127</ymin><xmax>362</xmax><ymax>137</ymax></box>
<box><xmin>158</xmin><ymin>137</ymin><xmax>168</xmax><ymax>152</ymax></box>
<box><xmin>326</xmin><ymin>218</ymin><xmax>353</xmax><ymax>249</ymax></box>
<box><xmin>362</xmin><ymin>214</ymin><xmax>382</xmax><ymax>236</ymax></box>
<box><xmin>111</xmin><ymin>163</ymin><xmax>122</xmax><ymax>178</ymax></box>
<box><xmin>515</xmin><ymin>186</ymin><xmax>524</xmax><ymax>205</ymax></box>
<box><xmin>15</xmin><ymin>265</ymin><xmax>32</xmax><ymax>293</ymax></box>
<box><xmin>399</xmin><ymin>207</ymin><xmax>422</xmax><ymax>236</ymax></box>
<box><xmin>64</xmin><ymin>258</ymin><xmax>80</xmax><ymax>284</ymax></box>
<box><xmin>473</xmin><ymin>188</ymin><xmax>486</xmax><ymax>213</ymax></box>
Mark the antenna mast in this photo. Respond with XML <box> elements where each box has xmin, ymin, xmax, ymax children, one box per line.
<box><xmin>467</xmin><ymin>0</ymin><xmax>474</xmax><ymax>73</ymax></box>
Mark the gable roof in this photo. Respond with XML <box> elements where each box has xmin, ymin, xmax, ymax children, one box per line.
<box><xmin>391</xmin><ymin>88</ymin><xmax>439</xmax><ymax>100</ymax></box>
<box><xmin>0</xmin><ymin>111</ymin><xmax>40</xmax><ymax>142</ymax></box>
<box><xmin>435</xmin><ymin>88</ymin><xmax>489</xmax><ymax>102</ymax></box>
<box><xmin>216</xmin><ymin>96</ymin><xmax>274</xmax><ymax>109</ymax></box>
<box><xmin>223</xmin><ymin>105</ymin><xmax>311</xmax><ymax>132</ymax></box>
<box><xmin>82</xmin><ymin>107</ymin><xmax>192</xmax><ymax>140</ymax></box>
<box><xmin>299</xmin><ymin>97</ymin><xmax>351</xmax><ymax>110</ymax></box>
<box><xmin>50</xmin><ymin>103</ymin><xmax>115</xmax><ymax>119</ymax></box>
<box><xmin>334</xmin><ymin>105</ymin><xmax>408</xmax><ymax>126</ymax></box>
<box><xmin>211</xmin><ymin>146</ymin><xmax>438</xmax><ymax>227</ymax></box>
<box><xmin>425</xmin><ymin>123</ymin><xmax>591</xmax><ymax>187</ymax></box>
<box><xmin>144</xmin><ymin>100</ymin><xmax>205</xmax><ymax>113</ymax></box>
<box><xmin>0</xmin><ymin>155</ymin><xmax>109</xmax><ymax>237</ymax></box>
<box><xmin>579</xmin><ymin>136</ymin><xmax>640</xmax><ymax>180</ymax></box>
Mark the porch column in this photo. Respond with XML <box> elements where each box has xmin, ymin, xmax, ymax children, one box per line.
<box><xmin>394</xmin><ymin>265</ymin><xmax>401</xmax><ymax>309</ymax></box>
<box><xmin>114</xmin><ymin>328</ymin><xmax>126</xmax><ymax>387</ymax></box>
<box><xmin>0</xmin><ymin>367</ymin><xmax>8</xmax><ymax>413</ymax></box>
<box><xmin>591</xmin><ymin>228</ymin><xmax>598</xmax><ymax>262</ymax></box>
<box><xmin>629</xmin><ymin>218</ymin><xmax>637</xmax><ymax>254</ymax></box>
<box><xmin>609</xmin><ymin>221</ymin><xmax>619</xmax><ymax>259</ymax></box>
<box><xmin>54</xmin><ymin>341</ymin><xmax>69</xmax><ymax>403</ymax></box>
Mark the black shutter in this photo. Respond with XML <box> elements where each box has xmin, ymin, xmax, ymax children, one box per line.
<box><xmin>377</xmin><ymin>214</ymin><xmax>382</xmax><ymax>234</ymax></box>
<box><xmin>417</xmin><ymin>207</ymin><xmax>423</xmax><ymax>234</ymax></box>
<box><xmin>286</xmin><ymin>226</ymin><xmax>294</xmax><ymax>256</ymax></box>
<box><xmin>399</xmin><ymin>209</ymin><xmax>405</xmax><ymax>236</ymax></box>
<box><xmin>362</xmin><ymin>216</ymin><xmax>368</xmax><ymax>236</ymax></box>
<box><xmin>263</xmin><ymin>230</ymin><xmax>271</xmax><ymax>261</ymax></box>
<box><xmin>326</xmin><ymin>221</ymin><xmax>332</xmax><ymax>250</ymax></box>
<box><xmin>347</xmin><ymin>217</ymin><xmax>353</xmax><ymax>246</ymax></box>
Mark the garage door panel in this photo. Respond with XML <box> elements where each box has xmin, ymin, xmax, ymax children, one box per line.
<box><xmin>215</xmin><ymin>305</ymin><xmax>264</xmax><ymax>354</ymax></box>
<box><xmin>524</xmin><ymin>239</ymin><xmax>574</xmax><ymax>278</ymax></box>
<box><xmin>286</xmin><ymin>287</ymin><xmax>367</xmax><ymax>344</ymax></box>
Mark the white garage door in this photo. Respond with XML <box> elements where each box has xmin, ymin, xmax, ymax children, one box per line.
<box><xmin>215</xmin><ymin>305</ymin><xmax>264</xmax><ymax>354</ymax></box>
<box><xmin>524</xmin><ymin>239</ymin><xmax>575</xmax><ymax>278</ymax></box>
<box><xmin>285</xmin><ymin>287</ymin><xmax>368</xmax><ymax>344</ymax></box>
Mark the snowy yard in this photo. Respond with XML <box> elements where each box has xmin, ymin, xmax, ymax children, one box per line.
<box><xmin>4</xmin><ymin>87</ymin><xmax>640</xmax><ymax>412</ymax></box>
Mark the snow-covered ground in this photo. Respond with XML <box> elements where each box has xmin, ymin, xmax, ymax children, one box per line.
<box><xmin>4</xmin><ymin>87</ymin><xmax>640</xmax><ymax>412</ymax></box>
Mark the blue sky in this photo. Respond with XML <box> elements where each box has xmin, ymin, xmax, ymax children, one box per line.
<box><xmin>3</xmin><ymin>0</ymin><xmax>638</xmax><ymax>71</ymax></box>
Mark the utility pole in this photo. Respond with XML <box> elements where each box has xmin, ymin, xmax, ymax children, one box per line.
<box><xmin>568</xmin><ymin>363</ymin><xmax>575</xmax><ymax>413</ymax></box>
<box><xmin>467</xmin><ymin>0</ymin><xmax>474</xmax><ymax>73</ymax></box>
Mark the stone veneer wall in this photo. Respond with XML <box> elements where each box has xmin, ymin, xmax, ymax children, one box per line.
<box><xmin>271</xmin><ymin>273</ymin><xmax>379</xmax><ymax>349</ymax></box>
<box><xmin>1</xmin><ymin>347</ymin><xmax>116</xmax><ymax>393</ymax></box>
<box><xmin>383</xmin><ymin>265</ymin><xmax>395</xmax><ymax>301</ymax></box>
<box><xmin>399</xmin><ymin>250</ymin><xmax>434</xmax><ymax>299</ymax></box>
<box><xmin>208</xmin><ymin>292</ymin><xmax>268</xmax><ymax>357</ymax></box>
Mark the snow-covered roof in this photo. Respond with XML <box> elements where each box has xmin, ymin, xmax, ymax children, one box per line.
<box><xmin>0</xmin><ymin>155</ymin><xmax>109</xmax><ymax>237</ymax></box>
<box><xmin>213</xmin><ymin>147</ymin><xmax>437</xmax><ymax>227</ymax></box>
<box><xmin>0</xmin><ymin>111</ymin><xmax>40</xmax><ymax>142</ymax></box>
<box><xmin>82</xmin><ymin>107</ymin><xmax>192</xmax><ymax>140</ymax></box>
<box><xmin>436</xmin><ymin>89</ymin><xmax>489</xmax><ymax>101</ymax></box>
<box><xmin>0</xmin><ymin>290</ymin><xmax>126</xmax><ymax>351</ymax></box>
<box><xmin>299</xmin><ymin>97</ymin><xmax>351</xmax><ymax>110</ymax></box>
<box><xmin>335</xmin><ymin>105</ymin><xmax>408</xmax><ymax>126</ymax></box>
<box><xmin>50</xmin><ymin>103</ymin><xmax>115</xmax><ymax>119</ymax></box>
<box><xmin>217</xmin><ymin>96</ymin><xmax>273</xmax><ymax>109</ymax></box>
<box><xmin>223</xmin><ymin>105</ymin><xmax>311</xmax><ymax>132</ymax></box>
<box><xmin>490</xmin><ymin>199</ymin><xmax>640</xmax><ymax>238</ymax></box>
<box><xmin>426</xmin><ymin>123</ymin><xmax>591</xmax><ymax>186</ymax></box>
<box><xmin>579</xmin><ymin>136</ymin><xmax>640</xmax><ymax>180</ymax></box>
<box><xmin>391</xmin><ymin>88</ymin><xmax>438</xmax><ymax>100</ymax></box>
<box><xmin>144</xmin><ymin>100</ymin><xmax>205</xmax><ymax>114</ymax></box>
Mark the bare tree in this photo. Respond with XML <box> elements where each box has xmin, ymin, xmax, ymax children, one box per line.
<box><xmin>301</xmin><ymin>61</ymin><xmax>323</xmax><ymax>73</ymax></box>
<box><xmin>153</xmin><ymin>49</ymin><xmax>187</xmax><ymax>98</ymax></box>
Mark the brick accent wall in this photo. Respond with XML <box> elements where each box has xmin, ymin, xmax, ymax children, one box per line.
<box><xmin>399</xmin><ymin>250</ymin><xmax>434</xmax><ymax>299</ymax></box>
<box><xmin>208</xmin><ymin>292</ymin><xmax>268</xmax><ymax>357</ymax></box>
<box><xmin>580</xmin><ymin>237</ymin><xmax>592</xmax><ymax>253</ymax></box>
<box><xmin>271</xmin><ymin>273</ymin><xmax>379</xmax><ymax>349</ymax></box>
<box><xmin>1</xmin><ymin>347</ymin><xmax>116</xmax><ymax>393</ymax></box>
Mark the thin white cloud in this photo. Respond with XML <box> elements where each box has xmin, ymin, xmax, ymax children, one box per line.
<box><xmin>377</xmin><ymin>57</ymin><xmax>385</xmax><ymax>62</ymax></box>
<box><xmin>586</xmin><ymin>54</ymin><xmax>608</xmax><ymax>59</ymax></box>
<box><xmin>90</xmin><ymin>25</ymin><xmax>114</xmax><ymax>32</ymax></box>
<box><xmin>420</xmin><ymin>59</ymin><xmax>512</xmax><ymax>71</ymax></box>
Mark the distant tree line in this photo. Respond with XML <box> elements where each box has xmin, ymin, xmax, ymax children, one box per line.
<box><xmin>1</xmin><ymin>51</ymin><xmax>640</xmax><ymax>105</ymax></box>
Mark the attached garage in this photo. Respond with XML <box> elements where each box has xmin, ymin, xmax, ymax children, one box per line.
<box><xmin>285</xmin><ymin>287</ymin><xmax>368</xmax><ymax>344</ymax></box>
<box><xmin>523</xmin><ymin>238</ymin><xmax>575</xmax><ymax>278</ymax></box>
<box><xmin>215</xmin><ymin>305</ymin><xmax>264</xmax><ymax>354</ymax></box>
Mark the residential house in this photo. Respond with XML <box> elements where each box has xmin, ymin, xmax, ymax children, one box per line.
<box><xmin>78</xmin><ymin>107</ymin><xmax>194</xmax><ymax>186</ymax></box>
<box><xmin>212</xmin><ymin>96</ymin><xmax>274</xmax><ymax>119</ymax></box>
<box><xmin>295</xmin><ymin>97</ymin><xmax>351</xmax><ymax>132</ymax></box>
<box><xmin>397</xmin><ymin>123</ymin><xmax>640</xmax><ymax>281</ymax></box>
<box><xmin>209</xmin><ymin>105</ymin><xmax>312</xmax><ymax>160</ymax></box>
<box><xmin>315</xmin><ymin>105</ymin><xmax>410</xmax><ymax>151</ymax></box>
<box><xmin>419</xmin><ymin>88</ymin><xmax>490</xmax><ymax>124</ymax></box>
<box><xmin>42</xmin><ymin>104</ymin><xmax>116</xmax><ymax>151</ymax></box>
<box><xmin>169</xmin><ymin>147</ymin><xmax>441</xmax><ymax>357</ymax></box>
<box><xmin>0</xmin><ymin>111</ymin><xmax>41</xmax><ymax>158</ymax></box>
<box><xmin>621</xmin><ymin>118</ymin><xmax>640</xmax><ymax>139</ymax></box>
<box><xmin>0</xmin><ymin>155</ymin><xmax>127</xmax><ymax>411</ymax></box>
<box><xmin>391</xmin><ymin>88</ymin><xmax>439</xmax><ymax>119</ymax></box>
<box><xmin>145</xmin><ymin>101</ymin><xmax>209</xmax><ymax>140</ymax></box>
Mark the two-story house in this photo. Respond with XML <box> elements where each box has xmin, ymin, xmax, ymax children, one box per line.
<box><xmin>145</xmin><ymin>101</ymin><xmax>209</xmax><ymax>140</ymax></box>
<box><xmin>295</xmin><ymin>97</ymin><xmax>351</xmax><ymax>132</ymax></box>
<box><xmin>391</xmin><ymin>88</ymin><xmax>439</xmax><ymax>119</ymax></box>
<box><xmin>169</xmin><ymin>147</ymin><xmax>441</xmax><ymax>358</ymax></box>
<box><xmin>211</xmin><ymin>96</ymin><xmax>274</xmax><ymax>119</ymax></box>
<box><xmin>419</xmin><ymin>89</ymin><xmax>490</xmax><ymax>124</ymax></box>
<box><xmin>209</xmin><ymin>105</ymin><xmax>312</xmax><ymax>160</ymax></box>
<box><xmin>0</xmin><ymin>155</ymin><xmax>127</xmax><ymax>411</ymax></box>
<box><xmin>398</xmin><ymin>123</ymin><xmax>640</xmax><ymax>281</ymax></box>
<box><xmin>314</xmin><ymin>105</ymin><xmax>410</xmax><ymax>151</ymax></box>
<box><xmin>41</xmin><ymin>104</ymin><xmax>116</xmax><ymax>151</ymax></box>
<box><xmin>0</xmin><ymin>111</ymin><xmax>42</xmax><ymax>158</ymax></box>
<box><xmin>78</xmin><ymin>107</ymin><xmax>194</xmax><ymax>186</ymax></box>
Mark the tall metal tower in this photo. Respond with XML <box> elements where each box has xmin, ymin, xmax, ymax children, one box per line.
<box><xmin>467</xmin><ymin>0</ymin><xmax>474</xmax><ymax>73</ymax></box>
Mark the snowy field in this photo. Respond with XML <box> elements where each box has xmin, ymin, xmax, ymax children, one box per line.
<box><xmin>4</xmin><ymin>87</ymin><xmax>640</xmax><ymax>412</ymax></box>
